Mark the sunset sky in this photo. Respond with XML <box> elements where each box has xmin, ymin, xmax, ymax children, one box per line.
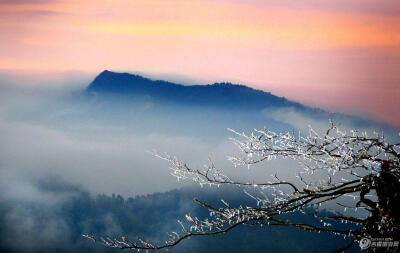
<box><xmin>1</xmin><ymin>0</ymin><xmax>399</xmax><ymax>126</ymax></box>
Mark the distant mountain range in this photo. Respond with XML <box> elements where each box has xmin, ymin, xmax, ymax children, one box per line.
<box><xmin>86</xmin><ymin>70</ymin><xmax>310</xmax><ymax>111</ymax></box>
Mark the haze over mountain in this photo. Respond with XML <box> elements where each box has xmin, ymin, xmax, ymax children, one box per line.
<box><xmin>0</xmin><ymin>71</ymin><xmax>396</xmax><ymax>253</ymax></box>
<box><xmin>0</xmin><ymin>182</ymin><xmax>360</xmax><ymax>253</ymax></box>
<box><xmin>84</xmin><ymin>70</ymin><xmax>400</xmax><ymax>133</ymax></box>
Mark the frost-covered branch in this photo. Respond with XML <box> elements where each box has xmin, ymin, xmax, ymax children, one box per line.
<box><xmin>84</xmin><ymin>123</ymin><xmax>400</xmax><ymax>251</ymax></box>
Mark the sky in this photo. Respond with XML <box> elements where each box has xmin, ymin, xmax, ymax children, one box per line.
<box><xmin>0</xmin><ymin>0</ymin><xmax>399</xmax><ymax>126</ymax></box>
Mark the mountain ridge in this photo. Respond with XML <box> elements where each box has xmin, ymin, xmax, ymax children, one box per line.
<box><xmin>86</xmin><ymin>70</ymin><xmax>308</xmax><ymax>111</ymax></box>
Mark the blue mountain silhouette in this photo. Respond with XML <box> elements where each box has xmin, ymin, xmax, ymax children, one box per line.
<box><xmin>86</xmin><ymin>70</ymin><xmax>308</xmax><ymax>110</ymax></box>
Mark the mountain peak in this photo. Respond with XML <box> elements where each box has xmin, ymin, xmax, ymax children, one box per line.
<box><xmin>97</xmin><ymin>69</ymin><xmax>114</xmax><ymax>77</ymax></box>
